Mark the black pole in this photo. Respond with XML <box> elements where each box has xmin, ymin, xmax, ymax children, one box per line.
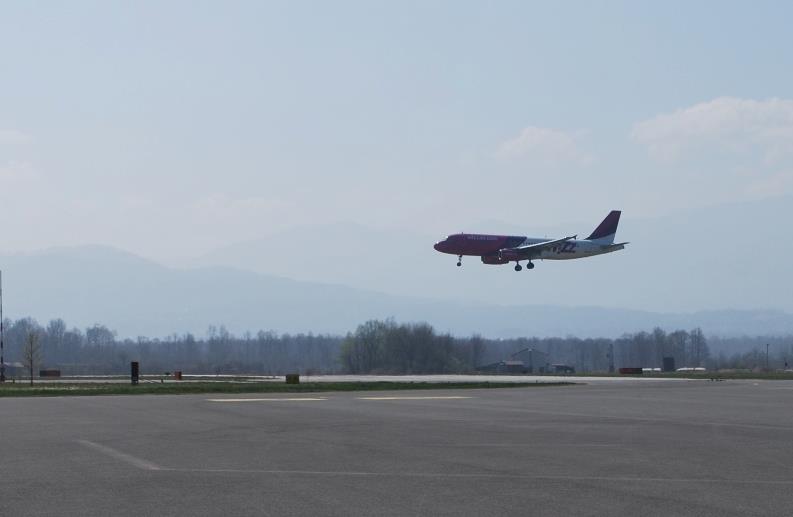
<box><xmin>608</xmin><ymin>343</ymin><xmax>615</xmax><ymax>374</ymax></box>
<box><xmin>1</xmin><ymin>270</ymin><xmax>5</xmax><ymax>383</ymax></box>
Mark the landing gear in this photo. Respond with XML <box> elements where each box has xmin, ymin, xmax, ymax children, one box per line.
<box><xmin>456</xmin><ymin>255</ymin><xmax>462</xmax><ymax>267</ymax></box>
<box><xmin>514</xmin><ymin>261</ymin><xmax>533</xmax><ymax>271</ymax></box>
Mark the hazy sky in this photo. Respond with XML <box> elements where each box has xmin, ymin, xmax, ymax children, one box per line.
<box><xmin>1</xmin><ymin>1</ymin><xmax>792</xmax><ymax>262</ymax></box>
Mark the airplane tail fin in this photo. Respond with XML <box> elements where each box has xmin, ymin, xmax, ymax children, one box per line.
<box><xmin>586</xmin><ymin>210</ymin><xmax>621</xmax><ymax>243</ymax></box>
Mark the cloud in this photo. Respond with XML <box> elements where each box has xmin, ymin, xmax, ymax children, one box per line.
<box><xmin>745</xmin><ymin>169</ymin><xmax>793</xmax><ymax>198</ymax></box>
<box><xmin>632</xmin><ymin>97</ymin><xmax>793</xmax><ymax>162</ymax></box>
<box><xmin>0</xmin><ymin>160</ymin><xmax>39</xmax><ymax>183</ymax></box>
<box><xmin>0</xmin><ymin>129</ymin><xmax>32</xmax><ymax>145</ymax></box>
<box><xmin>496</xmin><ymin>126</ymin><xmax>592</xmax><ymax>165</ymax></box>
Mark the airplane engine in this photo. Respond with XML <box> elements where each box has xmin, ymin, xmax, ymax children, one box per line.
<box><xmin>497</xmin><ymin>249</ymin><xmax>521</xmax><ymax>262</ymax></box>
<box><xmin>481</xmin><ymin>254</ymin><xmax>510</xmax><ymax>265</ymax></box>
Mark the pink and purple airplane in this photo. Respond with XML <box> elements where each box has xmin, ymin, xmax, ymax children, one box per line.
<box><xmin>433</xmin><ymin>210</ymin><xmax>627</xmax><ymax>271</ymax></box>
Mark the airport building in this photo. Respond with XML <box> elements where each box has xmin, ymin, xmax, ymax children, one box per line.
<box><xmin>477</xmin><ymin>349</ymin><xmax>550</xmax><ymax>374</ymax></box>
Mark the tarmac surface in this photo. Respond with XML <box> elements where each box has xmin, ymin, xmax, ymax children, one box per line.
<box><xmin>2</xmin><ymin>378</ymin><xmax>793</xmax><ymax>516</ymax></box>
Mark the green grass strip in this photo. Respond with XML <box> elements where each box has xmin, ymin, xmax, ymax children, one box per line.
<box><xmin>0</xmin><ymin>381</ymin><xmax>574</xmax><ymax>398</ymax></box>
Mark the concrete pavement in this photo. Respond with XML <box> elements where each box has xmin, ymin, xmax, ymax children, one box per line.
<box><xmin>1</xmin><ymin>379</ymin><xmax>792</xmax><ymax>516</ymax></box>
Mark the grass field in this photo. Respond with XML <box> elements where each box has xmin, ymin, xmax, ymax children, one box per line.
<box><xmin>0</xmin><ymin>381</ymin><xmax>573</xmax><ymax>397</ymax></box>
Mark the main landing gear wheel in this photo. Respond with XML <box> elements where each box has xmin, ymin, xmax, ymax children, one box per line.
<box><xmin>514</xmin><ymin>263</ymin><xmax>523</xmax><ymax>272</ymax></box>
<box><xmin>527</xmin><ymin>262</ymin><xmax>535</xmax><ymax>270</ymax></box>
<box><xmin>456</xmin><ymin>255</ymin><xmax>462</xmax><ymax>267</ymax></box>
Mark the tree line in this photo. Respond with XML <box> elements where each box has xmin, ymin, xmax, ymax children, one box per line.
<box><xmin>0</xmin><ymin>317</ymin><xmax>790</xmax><ymax>376</ymax></box>
<box><xmin>1</xmin><ymin>318</ymin><xmax>341</xmax><ymax>375</ymax></box>
<box><xmin>340</xmin><ymin>321</ymin><xmax>714</xmax><ymax>374</ymax></box>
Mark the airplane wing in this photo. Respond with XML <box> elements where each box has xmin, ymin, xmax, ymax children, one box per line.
<box><xmin>500</xmin><ymin>235</ymin><xmax>577</xmax><ymax>259</ymax></box>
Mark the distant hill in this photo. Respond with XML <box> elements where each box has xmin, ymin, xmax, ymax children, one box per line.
<box><xmin>1</xmin><ymin>245</ymin><xmax>792</xmax><ymax>339</ymax></box>
<box><xmin>196</xmin><ymin>196</ymin><xmax>793</xmax><ymax>315</ymax></box>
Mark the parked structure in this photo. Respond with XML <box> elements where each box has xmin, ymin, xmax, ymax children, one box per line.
<box><xmin>477</xmin><ymin>349</ymin><xmax>550</xmax><ymax>374</ymax></box>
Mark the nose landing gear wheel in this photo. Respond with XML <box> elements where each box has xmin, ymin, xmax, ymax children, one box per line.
<box><xmin>514</xmin><ymin>263</ymin><xmax>523</xmax><ymax>272</ymax></box>
<box><xmin>456</xmin><ymin>255</ymin><xmax>462</xmax><ymax>267</ymax></box>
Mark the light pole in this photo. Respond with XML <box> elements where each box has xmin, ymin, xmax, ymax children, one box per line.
<box><xmin>608</xmin><ymin>342</ymin><xmax>615</xmax><ymax>374</ymax></box>
<box><xmin>766</xmin><ymin>343</ymin><xmax>770</xmax><ymax>372</ymax></box>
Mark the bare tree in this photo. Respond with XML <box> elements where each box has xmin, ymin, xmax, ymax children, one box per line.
<box><xmin>690</xmin><ymin>327</ymin><xmax>707</xmax><ymax>367</ymax></box>
<box><xmin>23</xmin><ymin>329</ymin><xmax>41</xmax><ymax>386</ymax></box>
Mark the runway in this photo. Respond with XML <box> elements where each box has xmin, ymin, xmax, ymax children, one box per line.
<box><xmin>1</xmin><ymin>379</ymin><xmax>792</xmax><ymax>516</ymax></box>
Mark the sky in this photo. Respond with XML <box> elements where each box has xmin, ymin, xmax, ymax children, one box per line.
<box><xmin>1</xmin><ymin>1</ymin><xmax>792</xmax><ymax>264</ymax></box>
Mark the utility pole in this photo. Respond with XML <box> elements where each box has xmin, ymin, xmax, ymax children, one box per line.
<box><xmin>608</xmin><ymin>343</ymin><xmax>615</xmax><ymax>374</ymax></box>
<box><xmin>766</xmin><ymin>343</ymin><xmax>770</xmax><ymax>372</ymax></box>
<box><xmin>1</xmin><ymin>270</ymin><xmax>5</xmax><ymax>383</ymax></box>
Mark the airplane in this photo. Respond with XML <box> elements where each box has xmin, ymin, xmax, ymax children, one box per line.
<box><xmin>433</xmin><ymin>210</ymin><xmax>627</xmax><ymax>271</ymax></box>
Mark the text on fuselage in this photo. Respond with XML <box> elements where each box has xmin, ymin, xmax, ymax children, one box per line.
<box><xmin>553</xmin><ymin>242</ymin><xmax>577</xmax><ymax>254</ymax></box>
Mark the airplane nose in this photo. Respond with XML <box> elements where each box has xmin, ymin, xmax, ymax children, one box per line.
<box><xmin>434</xmin><ymin>241</ymin><xmax>443</xmax><ymax>252</ymax></box>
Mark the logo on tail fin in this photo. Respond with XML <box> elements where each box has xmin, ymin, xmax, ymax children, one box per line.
<box><xmin>586</xmin><ymin>210</ymin><xmax>621</xmax><ymax>242</ymax></box>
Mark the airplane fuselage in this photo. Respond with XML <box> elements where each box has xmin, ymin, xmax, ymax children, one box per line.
<box><xmin>433</xmin><ymin>234</ymin><xmax>623</xmax><ymax>262</ymax></box>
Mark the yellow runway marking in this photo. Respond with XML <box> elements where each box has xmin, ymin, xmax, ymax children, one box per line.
<box><xmin>207</xmin><ymin>398</ymin><xmax>328</xmax><ymax>402</ymax></box>
<box><xmin>356</xmin><ymin>396</ymin><xmax>473</xmax><ymax>401</ymax></box>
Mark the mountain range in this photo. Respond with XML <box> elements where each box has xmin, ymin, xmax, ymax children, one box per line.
<box><xmin>194</xmin><ymin>195</ymin><xmax>792</xmax><ymax>315</ymax></box>
<box><xmin>1</xmin><ymin>229</ymin><xmax>792</xmax><ymax>339</ymax></box>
